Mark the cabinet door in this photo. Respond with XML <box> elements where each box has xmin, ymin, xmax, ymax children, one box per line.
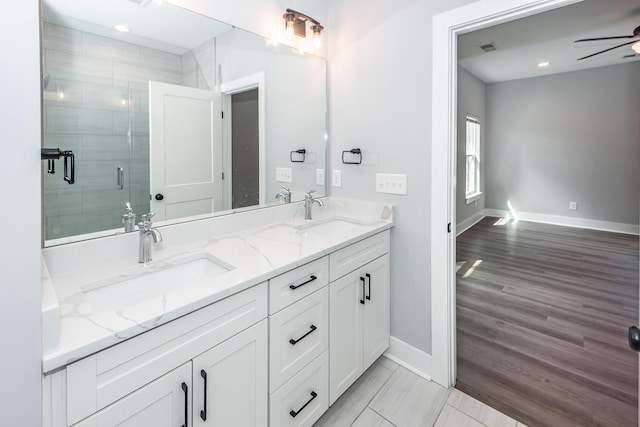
<box><xmin>74</xmin><ymin>363</ymin><xmax>191</xmax><ymax>427</ymax></box>
<box><xmin>362</xmin><ymin>254</ymin><xmax>390</xmax><ymax>369</ymax></box>
<box><xmin>329</xmin><ymin>270</ymin><xmax>363</xmax><ymax>405</ymax></box>
<box><xmin>192</xmin><ymin>320</ymin><xmax>268</xmax><ymax>427</ymax></box>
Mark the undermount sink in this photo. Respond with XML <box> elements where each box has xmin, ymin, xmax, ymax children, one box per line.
<box><xmin>81</xmin><ymin>253</ymin><xmax>233</xmax><ymax>313</ymax></box>
<box><xmin>295</xmin><ymin>217</ymin><xmax>363</xmax><ymax>235</ymax></box>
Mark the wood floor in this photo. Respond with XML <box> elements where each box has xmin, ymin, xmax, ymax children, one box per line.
<box><xmin>456</xmin><ymin>217</ymin><xmax>639</xmax><ymax>427</ymax></box>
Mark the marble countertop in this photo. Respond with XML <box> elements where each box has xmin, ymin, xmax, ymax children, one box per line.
<box><xmin>41</xmin><ymin>198</ymin><xmax>393</xmax><ymax>373</ymax></box>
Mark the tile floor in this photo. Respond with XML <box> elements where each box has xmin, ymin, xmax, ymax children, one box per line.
<box><xmin>314</xmin><ymin>356</ymin><xmax>528</xmax><ymax>427</ymax></box>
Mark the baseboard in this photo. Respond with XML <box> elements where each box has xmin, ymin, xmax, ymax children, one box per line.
<box><xmin>384</xmin><ymin>336</ymin><xmax>432</xmax><ymax>381</ymax></box>
<box><xmin>485</xmin><ymin>208</ymin><xmax>639</xmax><ymax>235</ymax></box>
<box><xmin>456</xmin><ymin>212</ymin><xmax>486</xmax><ymax>236</ymax></box>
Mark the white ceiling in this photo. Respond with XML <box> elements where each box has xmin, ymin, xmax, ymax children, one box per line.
<box><xmin>458</xmin><ymin>0</ymin><xmax>640</xmax><ymax>83</ymax></box>
<box><xmin>42</xmin><ymin>0</ymin><xmax>233</xmax><ymax>54</ymax></box>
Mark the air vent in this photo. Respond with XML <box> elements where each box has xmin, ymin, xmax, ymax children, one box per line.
<box><xmin>479</xmin><ymin>43</ymin><xmax>498</xmax><ymax>53</ymax></box>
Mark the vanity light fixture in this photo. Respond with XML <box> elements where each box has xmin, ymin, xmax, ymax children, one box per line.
<box><xmin>633</xmin><ymin>41</ymin><xmax>640</xmax><ymax>54</ymax></box>
<box><xmin>282</xmin><ymin>8</ymin><xmax>323</xmax><ymax>49</ymax></box>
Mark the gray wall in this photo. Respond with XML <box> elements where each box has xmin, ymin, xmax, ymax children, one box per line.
<box><xmin>485</xmin><ymin>62</ymin><xmax>640</xmax><ymax>225</ymax></box>
<box><xmin>328</xmin><ymin>0</ymin><xmax>478</xmax><ymax>354</ymax></box>
<box><xmin>0</xmin><ymin>1</ymin><xmax>42</xmax><ymax>423</ymax></box>
<box><xmin>456</xmin><ymin>66</ymin><xmax>486</xmax><ymax>229</ymax></box>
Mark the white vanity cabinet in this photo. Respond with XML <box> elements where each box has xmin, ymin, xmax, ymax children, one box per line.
<box><xmin>74</xmin><ymin>321</ymin><xmax>268</xmax><ymax>427</ymax></box>
<box><xmin>268</xmin><ymin>257</ymin><xmax>330</xmax><ymax>427</ymax></box>
<box><xmin>328</xmin><ymin>231</ymin><xmax>390</xmax><ymax>404</ymax></box>
<box><xmin>74</xmin><ymin>362</ymin><xmax>192</xmax><ymax>427</ymax></box>
<box><xmin>47</xmin><ymin>282</ymin><xmax>268</xmax><ymax>427</ymax></box>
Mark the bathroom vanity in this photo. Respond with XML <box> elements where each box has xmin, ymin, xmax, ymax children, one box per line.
<box><xmin>41</xmin><ymin>198</ymin><xmax>392</xmax><ymax>426</ymax></box>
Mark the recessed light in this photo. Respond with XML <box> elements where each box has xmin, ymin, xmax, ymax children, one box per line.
<box><xmin>538</xmin><ymin>61</ymin><xmax>550</xmax><ymax>68</ymax></box>
<box><xmin>114</xmin><ymin>24</ymin><xmax>130</xmax><ymax>33</ymax></box>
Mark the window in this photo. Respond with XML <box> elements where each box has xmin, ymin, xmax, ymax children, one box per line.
<box><xmin>465</xmin><ymin>116</ymin><xmax>481</xmax><ymax>201</ymax></box>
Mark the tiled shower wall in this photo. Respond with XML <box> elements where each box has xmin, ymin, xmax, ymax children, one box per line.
<box><xmin>42</xmin><ymin>23</ymin><xmax>214</xmax><ymax>241</ymax></box>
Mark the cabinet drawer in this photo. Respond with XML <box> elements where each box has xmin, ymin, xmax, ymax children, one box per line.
<box><xmin>329</xmin><ymin>230</ymin><xmax>389</xmax><ymax>281</ymax></box>
<box><xmin>270</xmin><ymin>351</ymin><xmax>329</xmax><ymax>427</ymax></box>
<box><xmin>269</xmin><ymin>257</ymin><xmax>328</xmax><ymax>314</ymax></box>
<box><xmin>66</xmin><ymin>282</ymin><xmax>267</xmax><ymax>426</ymax></box>
<box><xmin>269</xmin><ymin>287</ymin><xmax>328</xmax><ymax>392</ymax></box>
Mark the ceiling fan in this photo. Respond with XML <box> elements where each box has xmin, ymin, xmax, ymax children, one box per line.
<box><xmin>575</xmin><ymin>24</ymin><xmax>640</xmax><ymax>60</ymax></box>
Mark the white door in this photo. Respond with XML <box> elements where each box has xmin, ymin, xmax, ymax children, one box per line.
<box><xmin>74</xmin><ymin>363</ymin><xmax>191</xmax><ymax>427</ymax></box>
<box><xmin>362</xmin><ymin>255</ymin><xmax>390</xmax><ymax>370</ymax></box>
<box><xmin>329</xmin><ymin>270</ymin><xmax>364</xmax><ymax>405</ymax></box>
<box><xmin>149</xmin><ymin>81</ymin><xmax>222</xmax><ymax>221</ymax></box>
<box><xmin>192</xmin><ymin>320</ymin><xmax>268</xmax><ymax>427</ymax></box>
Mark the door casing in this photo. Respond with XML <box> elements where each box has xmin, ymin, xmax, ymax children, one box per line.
<box><xmin>430</xmin><ymin>0</ymin><xmax>583</xmax><ymax>388</ymax></box>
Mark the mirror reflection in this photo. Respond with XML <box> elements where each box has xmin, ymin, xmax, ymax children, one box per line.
<box><xmin>41</xmin><ymin>0</ymin><xmax>327</xmax><ymax>245</ymax></box>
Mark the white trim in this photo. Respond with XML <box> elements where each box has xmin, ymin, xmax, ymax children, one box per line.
<box><xmin>465</xmin><ymin>192</ymin><xmax>482</xmax><ymax>204</ymax></box>
<box><xmin>456</xmin><ymin>212</ymin><xmax>486</xmax><ymax>237</ymax></box>
<box><xmin>485</xmin><ymin>208</ymin><xmax>639</xmax><ymax>235</ymax></box>
<box><xmin>220</xmin><ymin>71</ymin><xmax>267</xmax><ymax>207</ymax></box>
<box><xmin>430</xmin><ymin>0</ymin><xmax>583</xmax><ymax>388</ymax></box>
<box><xmin>384</xmin><ymin>336</ymin><xmax>433</xmax><ymax>381</ymax></box>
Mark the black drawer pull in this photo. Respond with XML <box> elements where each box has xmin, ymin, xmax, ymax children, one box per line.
<box><xmin>360</xmin><ymin>277</ymin><xmax>366</xmax><ymax>304</ymax></box>
<box><xmin>200</xmin><ymin>369</ymin><xmax>208</xmax><ymax>421</ymax></box>
<box><xmin>366</xmin><ymin>273</ymin><xmax>371</xmax><ymax>300</ymax></box>
<box><xmin>289</xmin><ymin>275</ymin><xmax>317</xmax><ymax>290</ymax></box>
<box><xmin>289</xmin><ymin>391</ymin><xmax>318</xmax><ymax>418</ymax></box>
<box><xmin>289</xmin><ymin>325</ymin><xmax>317</xmax><ymax>345</ymax></box>
<box><xmin>181</xmin><ymin>382</ymin><xmax>188</xmax><ymax>427</ymax></box>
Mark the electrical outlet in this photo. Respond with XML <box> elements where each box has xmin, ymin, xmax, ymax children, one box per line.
<box><xmin>332</xmin><ymin>170</ymin><xmax>342</xmax><ymax>187</ymax></box>
<box><xmin>376</xmin><ymin>173</ymin><xmax>408</xmax><ymax>195</ymax></box>
<box><xmin>275</xmin><ymin>167</ymin><xmax>292</xmax><ymax>183</ymax></box>
<box><xmin>569</xmin><ymin>201</ymin><xmax>578</xmax><ymax>211</ymax></box>
<box><xmin>316</xmin><ymin>169</ymin><xmax>325</xmax><ymax>186</ymax></box>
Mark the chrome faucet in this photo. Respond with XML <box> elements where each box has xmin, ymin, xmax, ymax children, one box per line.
<box><xmin>275</xmin><ymin>186</ymin><xmax>292</xmax><ymax>204</ymax></box>
<box><xmin>304</xmin><ymin>190</ymin><xmax>324</xmax><ymax>220</ymax></box>
<box><xmin>138</xmin><ymin>213</ymin><xmax>163</xmax><ymax>263</ymax></box>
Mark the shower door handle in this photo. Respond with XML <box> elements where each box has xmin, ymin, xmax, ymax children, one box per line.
<box><xmin>117</xmin><ymin>167</ymin><xmax>124</xmax><ymax>190</ymax></box>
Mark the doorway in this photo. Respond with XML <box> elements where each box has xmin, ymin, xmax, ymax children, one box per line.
<box><xmin>431</xmin><ymin>0</ymin><xmax>640</xmax><ymax>425</ymax></box>
<box><xmin>230</xmin><ymin>89</ymin><xmax>260</xmax><ymax>209</ymax></box>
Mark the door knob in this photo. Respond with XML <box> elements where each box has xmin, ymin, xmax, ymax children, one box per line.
<box><xmin>155</xmin><ymin>193</ymin><xmax>164</xmax><ymax>201</ymax></box>
<box><xmin>628</xmin><ymin>326</ymin><xmax>640</xmax><ymax>351</ymax></box>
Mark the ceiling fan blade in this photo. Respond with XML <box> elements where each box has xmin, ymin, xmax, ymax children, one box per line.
<box><xmin>577</xmin><ymin>40</ymin><xmax>636</xmax><ymax>61</ymax></box>
<box><xmin>575</xmin><ymin>35</ymin><xmax>636</xmax><ymax>42</ymax></box>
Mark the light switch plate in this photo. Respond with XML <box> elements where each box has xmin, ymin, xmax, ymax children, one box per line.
<box><xmin>569</xmin><ymin>201</ymin><xmax>578</xmax><ymax>211</ymax></box>
<box><xmin>376</xmin><ymin>173</ymin><xmax>408</xmax><ymax>195</ymax></box>
<box><xmin>275</xmin><ymin>167</ymin><xmax>293</xmax><ymax>183</ymax></box>
<box><xmin>316</xmin><ymin>169</ymin><xmax>325</xmax><ymax>186</ymax></box>
<box><xmin>332</xmin><ymin>170</ymin><xmax>342</xmax><ymax>187</ymax></box>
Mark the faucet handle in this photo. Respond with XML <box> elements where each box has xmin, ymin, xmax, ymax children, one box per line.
<box><xmin>140</xmin><ymin>212</ymin><xmax>156</xmax><ymax>223</ymax></box>
<box><xmin>306</xmin><ymin>189</ymin><xmax>316</xmax><ymax>197</ymax></box>
<box><xmin>281</xmin><ymin>186</ymin><xmax>291</xmax><ymax>192</ymax></box>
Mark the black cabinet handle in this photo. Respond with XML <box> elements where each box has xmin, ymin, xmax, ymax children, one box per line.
<box><xmin>360</xmin><ymin>277</ymin><xmax>365</xmax><ymax>304</ymax></box>
<box><xmin>366</xmin><ymin>273</ymin><xmax>371</xmax><ymax>301</ymax></box>
<box><xmin>181</xmin><ymin>382</ymin><xmax>188</xmax><ymax>427</ymax></box>
<box><xmin>289</xmin><ymin>325</ymin><xmax>317</xmax><ymax>345</ymax></box>
<box><xmin>289</xmin><ymin>391</ymin><xmax>318</xmax><ymax>418</ymax></box>
<box><xmin>289</xmin><ymin>275</ymin><xmax>317</xmax><ymax>290</ymax></box>
<box><xmin>200</xmin><ymin>370</ymin><xmax>208</xmax><ymax>421</ymax></box>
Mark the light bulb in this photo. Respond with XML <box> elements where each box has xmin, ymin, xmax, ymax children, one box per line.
<box><xmin>284</xmin><ymin>13</ymin><xmax>295</xmax><ymax>40</ymax></box>
<box><xmin>114</xmin><ymin>24</ymin><xmax>130</xmax><ymax>33</ymax></box>
<box><xmin>312</xmin><ymin>24</ymin><xmax>323</xmax><ymax>50</ymax></box>
<box><xmin>633</xmin><ymin>41</ymin><xmax>640</xmax><ymax>54</ymax></box>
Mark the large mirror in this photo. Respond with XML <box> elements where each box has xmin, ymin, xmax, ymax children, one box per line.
<box><xmin>41</xmin><ymin>0</ymin><xmax>327</xmax><ymax>245</ymax></box>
